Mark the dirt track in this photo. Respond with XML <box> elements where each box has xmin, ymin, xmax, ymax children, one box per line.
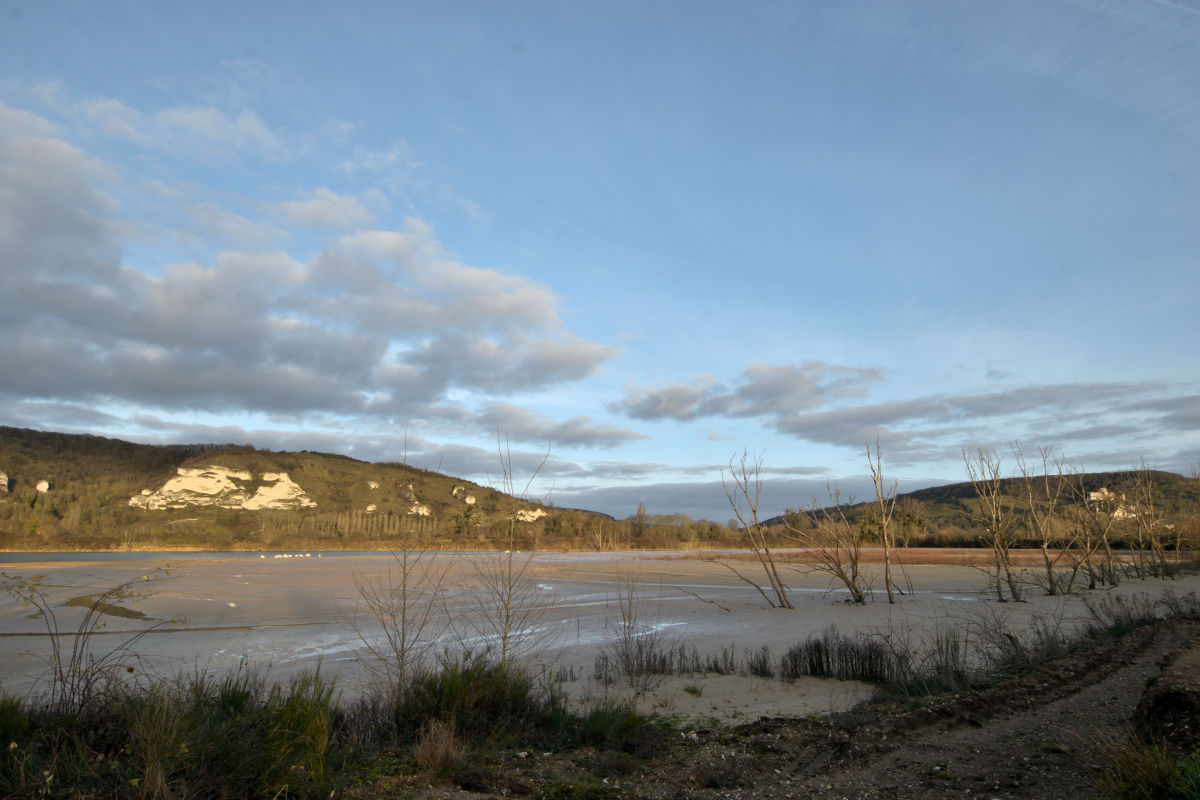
<box><xmin>638</xmin><ymin>619</ymin><xmax>1198</xmax><ymax>800</ymax></box>
<box><xmin>367</xmin><ymin>617</ymin><xmax>1200</xmax><ymax>800</ymax></box>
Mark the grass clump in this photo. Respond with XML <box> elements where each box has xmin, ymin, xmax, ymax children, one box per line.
<box><xmin>780</xmin><ymin>625</ymin><xmax>907</xmax><ymax>683</ymax></box>
<box><xmin>1</xmin><ymin>665</ymin><xmax>339</xmax><ymax>799</ymax></box>
<box><xmin>0</xmin><ymin>645</ymin><xmax>656</xmax><ymax>798</ymax></box>
<box><xmin>1095</xmin><ymin>737</ymin><xmax>1200</xmax><ymax>800</ymax></box>
<box><xmin>396</xmin><ymin>651</ymin><xmax>537</xmax><ymax>744</ymax></box>
<box><xmin>539</xmin><ymin>778</ymin><xmax>618</xmax><ymax>800</ymax></box>
<box><xmin>415</xmin><ymin>719</ymin><xmax>465</xmax><ymax>774</ymax></box>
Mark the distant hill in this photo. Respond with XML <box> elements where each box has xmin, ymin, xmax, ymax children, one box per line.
<box><xmin>5</xmin><ymin>426</ymin><xmax>1195</xmax><ymax>553</ymax></box>
<box><xmin>762</xmin><ymin>469</ymin><xmax>1198</xmax><ymax>533</ymax></box>
<box><xmin>0</xmin><ymin>426</ymin><xmax>576</xmax><ymax>551</ymax></box>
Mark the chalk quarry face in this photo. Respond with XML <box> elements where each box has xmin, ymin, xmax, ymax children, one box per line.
<box><xmin>129</xmin><ymin>466</ymin><xmax>318</xmax><ymax>511</ymax></box>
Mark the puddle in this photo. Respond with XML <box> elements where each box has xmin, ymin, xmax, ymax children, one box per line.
<box><xmin>60</xmin><ymin>594</ymin><xmax>149</xmax><ymax>620</ymax></box>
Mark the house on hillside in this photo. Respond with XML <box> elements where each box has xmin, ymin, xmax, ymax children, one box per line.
<box><xmin>1089</xmin><ymin>487</ymin><xmax>1137</xmax><ymax>519</ymax></box>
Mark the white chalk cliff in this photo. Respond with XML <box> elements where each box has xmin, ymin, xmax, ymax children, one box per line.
<box><xmin>130</xmin><ymin>466</ymin><xmax>317</xmax><ymax>511</ymax></box>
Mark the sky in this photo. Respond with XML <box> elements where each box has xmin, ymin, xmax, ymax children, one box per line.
<box><xmin>1</xmin><ymin>0</ymin><xmax>1198</xmax><ymax>521</ymax></box>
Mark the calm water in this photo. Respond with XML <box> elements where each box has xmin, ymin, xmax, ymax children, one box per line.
<box><xmin>0</xmin><ymin>548</ymin><xmax>731</xmax><ymax>565</ymax></box>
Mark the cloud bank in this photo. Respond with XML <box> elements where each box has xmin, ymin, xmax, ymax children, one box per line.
<box><xmin>0</xmin><ymin>102</ymin><xmax>637</xmax><ymax>448</ymax></box>
<box><xmin>615</xmin><ymin>359</ymin><xmax>1198</xmax><ymax>467</ymax></box>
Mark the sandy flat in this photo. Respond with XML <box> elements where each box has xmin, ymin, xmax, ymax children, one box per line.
<box><xmin>2</xmin><ymin>550</ymin><xmax>1196</xmax><ymax>720</ymax></box>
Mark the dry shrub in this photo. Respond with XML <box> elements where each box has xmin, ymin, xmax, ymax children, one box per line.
<box><xmin>780</xmin><ymin>625</ymin><xmax>909</xmax><ymax>683</ymax></box>
<box><xmin>416</xmin><ymin>718</ymin><xmax>464</xmax><ymax>774</ymax></box>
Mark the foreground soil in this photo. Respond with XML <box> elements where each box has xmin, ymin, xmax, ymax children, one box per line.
<box><xmin>348</xmin><ymin>618</ymin><xmax>1200</xmax><ymax>800</ymax></box>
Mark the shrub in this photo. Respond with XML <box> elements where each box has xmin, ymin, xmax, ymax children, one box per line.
<box><xmin>415</xmin><ymin>719</ymin><xmax>464</xmax><ymax>774</ymax></box>
<box><xmin>780</xmin><ymin>626</ymin><xmax>909</xmax><ymax>683</ymax></box>
<box><xmin>396</xmin><ymin>652</ymin><xmax>537</xmax><ymax>743</ymax></box>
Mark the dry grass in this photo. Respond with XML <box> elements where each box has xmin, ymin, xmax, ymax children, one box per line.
<box><xmin>1087</xmin><ymin>727</ymin><xmax>1200</xmax><ymax>800</ymax></box>
<box><xmin>416</xmin><ymin>719</ymin><xmax>465</xmax><ymax>774</ymax></box>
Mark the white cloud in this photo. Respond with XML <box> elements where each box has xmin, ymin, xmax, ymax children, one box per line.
<box><xmin>268</xmin><ymin>188</ymin><xmax>375</xmax><ymax>230</ymax></box>
<box><xmin>184</xmin><ymin>202</ymin><xmax>285</xmax><ymax>248</ymax></box>
<box><xmin>342</xmin><ymin>141</ymin><xmax>485</xmax><ymax>223</ymax></box>
<box><xmin>0</xmin><ymin>102</ymin><xmax>632</xmax><ymax>449</ymax></box>
<box><xmin>26</xmin><ymin>81</ymin><xmax>289</xmax><ymax>159</ymax></box>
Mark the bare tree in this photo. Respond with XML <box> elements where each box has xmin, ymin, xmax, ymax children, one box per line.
<box><xmin>783</xmin><ymin>483</ymin><xmax>871</xmax><ymax>604</ymax></box>
<box><xmin>963</xmin><ymin>447</ymin><xmax>1022</xmax><ymax>602</ymax></box>
<box><xmin>1186</xmin><ymin>463</ymin><xmax>1200</xmax><ymax>563</ymax></box>
<box><xmin>343</xmin><ymin>531</ymin><xmax>452</xmax><ymax>699</ymax></box>
<box><xmin>463</xmin><ymin>433</ymin><xmax>558</xmax><ymax>666</ymax></box>
<box><xmin>1015</xmin><ymin>445</ymin><xmax>1073</xmax><ymax>596</ymax></box>
<box><xmin>583</xmin><ymin>517</ymin><xmax>613</xmax><ymax>551</ymax></box>
<box><xmin>721</xmin><ymin>450</ymin><xmax>793</xmax><ymax>609</ymax></box>
<box><xmin>1125</xmin><ymin>462</ymin><xmax>1174</xmax><ymax>579</ymax></box>
<box><xmin>863</xmin><ymin>441</ymin><xmax>899</xmax><ymax>604</ymax></box>
<box><xmin>1063</xmin><ymin>465</ymin><xmax>1120</xmax><ymax>589</ymax></box>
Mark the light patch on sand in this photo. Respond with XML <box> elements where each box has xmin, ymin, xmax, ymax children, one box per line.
<box><xmin>563</xmin><ymin>674</ymin><xmax>869</xmax><ymax>723</ymax></box>
<box><xmin>130</xmin><ymin>466</ymin><xmax>317</xmax><ymax>510</ymax></box>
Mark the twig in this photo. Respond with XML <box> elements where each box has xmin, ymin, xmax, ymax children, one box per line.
<box><xmin>676</xmin><ymin>586</ymin><xmax>732</xmax><ymax>613</ymax></box>
<box><xmin>706</xmin><ymin>559</ymin><xmax>777</xmax><ymax>608</ymax></box>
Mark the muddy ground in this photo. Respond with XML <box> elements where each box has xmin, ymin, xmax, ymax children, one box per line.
<box><xmin>351</xmin><ymin>618</ymin><xmax>1200</xmax><ymax>800</ymax></box>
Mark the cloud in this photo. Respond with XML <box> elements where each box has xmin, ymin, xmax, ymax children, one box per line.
<box><xmin>612</xmin><ymin>362</ymin><xmax>882</xmax><ymax>421</ymax></box>
<box><xmin>268</xmin><ymin>188</ymin><xmax>375</xmax><ymax>230</ymax></box>
<box><xmin>1122</xmin><ymin>394</ymin><xmax>1200</xmax><ymax>431</ymax></box>
<box><xmin>183</xmin><ymin>202</ymin><xmax>285</xmax><ymax>248</ymax></box>
<box><xmin>616</xmin><ymin>358</ymin><xmax>1198</xmax><ymax>463</ymax></box>
<box><xmin>341</xmin><ymin>141</ymin><xmax>485</xmax><ymax>223</ymax></box>
<box><xmin>767</xmin><ymin>382</ymin><xmax>1165</xmax><ymax>455</ymax></box>
<box><xmin>467</xmin><ymin>404</ymin><xmax>648</xmax><ymax>449</ymax></box>
<box><xmin>0</xmin><ymin>103</ymin><xmax>633</xmax><ymax>448</ymax></box>
<box><xmin>23</xmin><ymin>81</ymin><xmax>290</xmax><ymax>160</ymax></box>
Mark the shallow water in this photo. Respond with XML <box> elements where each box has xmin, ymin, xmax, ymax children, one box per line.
<box><xmin>2</xmin><ymin>551</ymin><xmax>1196</xmax><ymax>718</ymax></box>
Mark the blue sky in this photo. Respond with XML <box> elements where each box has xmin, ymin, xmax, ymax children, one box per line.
<box><xmin>1</xmin><ymin>1</ymin><xmax>1198</xmax><ymax>520</ymax></box>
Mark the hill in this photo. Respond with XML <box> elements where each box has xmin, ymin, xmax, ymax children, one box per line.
<box><xmin>0</xmin><ymin>426</ymin><xmax>577</xmax><ymax>552</ymax></box>
<box><xmin>762</xmin><ymin>469</ymin><xmax>1199</xmax><ymax>540</ymax></box>
<box><xmin>6</xmin><ymin>426</ymin><xmax>1196</xmax><ymax>553</ymax></box>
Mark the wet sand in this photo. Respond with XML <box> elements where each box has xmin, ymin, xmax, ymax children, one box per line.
<box><xmin>3</xmin><ymin>550</ymin><xmax>1196</xmax><ymax>721</ymax></box>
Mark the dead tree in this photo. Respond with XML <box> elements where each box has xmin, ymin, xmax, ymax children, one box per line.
<box><xmin>1126</xmin><ymin>462</ymin><xmax>1173</xmax><ymax>579</ymax></box>
<box><xmin>345</xmin><ymin>530</ymin><xmax>452</xmax><ymax>699</ymax></box>
<box><xmin>783</xmin><ymin>483</ymin><xmax>871</xmax><ymax>604</ymax></box>
<box><xmin>1015</xmin><ymin>445</ymin><xmax>1073</xmax><ymax>596</ymax></box>
<box><xmin>963</xmin><ymin>447</ymin><xmax>1022</xmax><ymax>602</ymax></box>
<box><xmin>864</xmin><ymin>440</ymin><xmax>899</xmax><ymax>604</ymax></box>
<box><xmin>722</xmin><ymin>451</ymin><xmax>793</xmax><ymax>609</ymax></box>
<box><xmin>1063</xmin><ymin>465</ymin><xmax>1120</xmax><ymax>589</ymax></box>
<box><xmin>467</xmin><ymin>432</ymin><xmax>558</xmax><ymax>666</ymax></box>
